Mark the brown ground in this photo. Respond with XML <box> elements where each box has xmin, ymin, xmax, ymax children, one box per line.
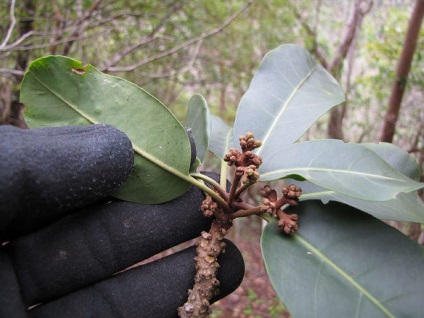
<box><xmin>210</xmin><ymin>217</ymin><xmax>291</xmax><ymax>318</ymax></box>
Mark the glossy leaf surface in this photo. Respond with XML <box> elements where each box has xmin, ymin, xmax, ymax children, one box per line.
<box><xmin>22</xmin><ymin>56</ymin><xmax>192</xmax><ymax>204</ymax></box>
<box><xmin>233</xmin><ymin>44</ymin><xmax>345</xmax><ymax>157</ymax></box>
<box><xmin>261</xmin><ymin>201</ymin><xmax>424</xmax><ymax>318</ymax></box>
<box><xmin>260</xmin><ymin>139</ymin><xmax>423</xmax><ymax>201</ymax></box>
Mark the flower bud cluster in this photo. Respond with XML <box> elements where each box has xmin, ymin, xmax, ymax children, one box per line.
<box><xmin>259</xmin><ymin>185</ymin><xmax>278</xmax><ymax>216</ymax></box>
<box><xmin>243</xmin><ymin>151</ymin><xmax>262</xmax><ymax>167</ymax></box>
<box><xmin>224</xmin><ymin>132</ymin><xmax>263</xmax><ymax>186</ymax></box>
<box><xmin>260</xmin><ymin>198</ymin><xmax>276</xmax><ymax>215</ymax></box>
<box><xmin>259</xmin><ymin>185</ymin><xmax>277</xmax><ymax>201</ymax></box>
<box><xmin>201</xmin><ymin>195</ymin><xmax>218</xmax><ymax>218</ymax></box>
<box><xmin>277</xmin><ymin>213</ymin><xmax>299</xmax><ymax>235</ymax></box>
<box><xmin>242</xmin><ymin>165</ymin><xmax>260</xmax><ymax>184</ymax></box>
<box><xmin>259</xmin><ymin>184</ymin><xmax>302</xmax><ymax>235</ymax></box>
<box><xmin>223</xmin><ymin>148</ymin><xmax>263</xmax><ymax>168</ymax></box>
<box><xmin>223</xmin><ymin>148</ymin><xmax>240</xmax><ymax>167</ymax></box>
<box><xmin>239</xmin><ymin>132</ymin><xmax>262</xmax><ymax>152</ymax></box>
<box><xmin>282</xmin><ymin>184</ymin><xmax>302</xmax><ymax>206</ymax></box>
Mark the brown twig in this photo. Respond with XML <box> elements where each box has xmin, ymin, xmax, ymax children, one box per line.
<box><xmin>106</xmin><ymin>0</ymin><xmax>255</xmax><ymax>72</ymax></box>
<box><xmin>178</xmin><ymin>206</ymin><xmax>232</xmax><ymax>317</ymax></box>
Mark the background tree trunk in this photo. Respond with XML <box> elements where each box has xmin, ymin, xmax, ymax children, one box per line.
<box><xmin>326</xmin><ymin>0</ymin><xmax>372</xmax><ymax>140</ymax></box>
<box><xmin>9</xmin><ymin>0</ymin><xmax>34</xmax><ymax>128</ymax></box>
<box><xmin>379</xmin><ymin>0</ymin><xmax>424</xmax><ymax>143</ymax></box>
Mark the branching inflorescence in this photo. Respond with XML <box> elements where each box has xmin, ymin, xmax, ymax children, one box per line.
<box><xmin>178</xmin><ymin>132</ymin><xmax>302</xmax><ymax>317</ymax></box>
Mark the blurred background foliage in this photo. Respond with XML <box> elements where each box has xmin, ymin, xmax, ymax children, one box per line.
<box><xmin>1</xmin><ymin>1</ymin><xmax>423</xmax><ymax>316</ymax></box>
<box><xmin>1</xmin><ymin>1</ymin><xmax>422</xmax><ymax>150</ymax></box>
<box><xmin>1</xmin><ymin>0</ymin><xmax>422</xmax><ymax>234</ymax></box>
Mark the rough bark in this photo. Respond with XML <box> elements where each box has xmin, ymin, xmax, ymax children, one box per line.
<box><xmin>178</xmin><ymin>217</ymin><xmax>232</xmax><ymax>317</ymax></box>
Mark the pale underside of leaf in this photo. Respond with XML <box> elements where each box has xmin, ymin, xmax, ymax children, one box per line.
<box><xmin>259</xmin><ymin>140</ymin><xmax>423</xmax><ymax>201</ymax></box>
<box><xmin>208</xmin><ymin>114</ymin><xmax>234</xmax><ymax>159</ymax></box>
<box><xmin>233</xmin><ymin>44</ymin><xmax>345</xmax><ymax>157</ymax></box>
<box><xmin>284</xmin><ymin>141</ymin><xmax>424</xmax><ymax>222</ymax></box>
<box><xmin>261</xmin><ymin>201</ymin><xmax>424</xmax><ymax>318</ymax></box>
<box><xmin>301</xmin><ymin>186</ymin><xmax>424</xmax><ymax>223</ymax></box>
<box><xmin>185</xmin><ymin>94</ymin><xmax>211</xmax><ymax>162</ymax></box>
<box><xmin>359</xmin><ymin>142</ymin><xmax>421</xmax><ymax>181</ymax></box>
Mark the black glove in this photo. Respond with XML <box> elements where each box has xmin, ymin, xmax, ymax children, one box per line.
<box><xmin>0</xmin><ymin>124</ymin><xmax>244</xmax><ymax>318</ymax></box>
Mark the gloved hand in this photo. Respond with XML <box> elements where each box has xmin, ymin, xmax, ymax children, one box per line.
<box><xmin>0</xmin><ymin>124</ymin><xmax>244</xmax><ymax>318</ymax></box>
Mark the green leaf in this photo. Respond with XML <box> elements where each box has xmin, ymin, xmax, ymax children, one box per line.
<box><xmin>260</xmin><ymin>139</ymin><xmax>423</xmax><ymax>201</ymax></box>
<box><xmin>261</xmin><ymin>201</ymin><xmax>424</xmax><ymax>318</ymax></box>
<box><xmin>21</xmin><ymin>56</ymin><xmax>192</xmax><ymax>204</ymax></box>
<box><xmin>184</xmin><ymin>94</ymin><xmax>211</xmax><ymax>162</ymax></box>
<box><xmin>299</xmin><ymin>181</ymin><xmax>424</xmax><ymax>222</ymax></box>
<box><xmin>293</xmin><ymin>142</ymin><xmax>424</xmax><ymax>222</ymax></box>
<box><xmin>359</xmin><ymin>142</ymin><xmax>421</xmax><ymax>181</ymax></box>
<box><xmin>209</xmin><ymin>114</ymin><xmax>234</xmax><ymax>159</ymax></box>
<box><xmin>233</xmin><ymin>44</ymin><xmax>345</xmax><ymax>157</ymax></box>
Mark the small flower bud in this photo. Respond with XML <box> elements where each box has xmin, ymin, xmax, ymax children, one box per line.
<box><xmin>277</xmin><ymin>213</ymin><xmax>299</xmax><ymax>235</ymax></box>
<box><xmin>253</xmin><ymin>140</ymin><xmax>262</xmax><ymax>148</ymax></box>
<box><xmin>235</xmin><ymin>166</ymin><xmax>245</xmax><ymax>177</ymax></box>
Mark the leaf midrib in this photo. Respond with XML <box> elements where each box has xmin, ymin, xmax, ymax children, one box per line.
<box><xmin>31</xmin><ymin>71</ymin><xmax>191</xmax><ymax>182</ymax></box>
<box><xmin>32</xmin><ymin>72</ymin><xmax>99</xmax><ymax>124</ymax></box>
<box><xmin>260</xmin><ymin>167</ymin><xmax>409</xmax><ymax>183</ymax></box>
<box><xmin>294</xmin><ymin>233</ymin><xmax>396</xmax><ymax>318</ymax></box>
<box><xmin>256</xmin><ymin>64</ymin><xmax>317</xmax><ymax>156</ymax></box>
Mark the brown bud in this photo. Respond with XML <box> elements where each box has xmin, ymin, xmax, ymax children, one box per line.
<box><xmin>201</xmin><ymin>231</ymin><xmax>212</xmax><ymax>240</ymax></box>
<box><xmin>277</xmin><ymin>213</ymin><xmax>299</xmax><ymax>235</ymax></box>
<box><xmin>254</xmin><ymin>140</ymin><xmax>262</xmax><ymax>148</ymax></box>
<box><xmin>235</xmin><ymin>166</ymin><xmax>245</xmax><ymax>177</ymax></box>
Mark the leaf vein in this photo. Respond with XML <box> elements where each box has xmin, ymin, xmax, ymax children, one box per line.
<box><xmin>295</xmin><ymin>234</ymin><xmax>396</xmax><ymax>318</ymax></box>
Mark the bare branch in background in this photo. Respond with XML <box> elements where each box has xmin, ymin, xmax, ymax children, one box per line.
<box><xmin>135</xmin><ymin>39</ymin><xmax>202</xmax><ymax>79</ymax></box>
<box><xmin>327</xmin><ymin>0</ymin><xmax>373</xmax><ymax>74</ymax></box>
<box><xmin>62</xmin><ymin>0</ymin><xmax>102</xmax><ymax>55</ymax></box>
<box><xmin>101</xmin><ymin>1</ymin><xmax>185</xmax><ymax>71</ymax></box>
<box><xmin>1</xmin><ymin>29</ymin><xmax>111</xmax><ymax>53</ymax></box>
<box><xmin>0</xmin><ymin>68</ymin><xmax>25</xmax><ymax>77</ymax></box>
<box><xmin>326</xmin><ymin>0</ymin><xmax>373</xmax><ymax>140</ymax></box>
<box><xmin>0</xmin><ymin>30</ymin><xmax>34</xmax><ymax>52</ymax></box>
<box><xmin>290</xmin><ymin>0</ymin><xmax>373</xmax><ymax>140</ymax></box>
<box><xmin>292</xmin><ymin>5</ymin><xmax>328</xmax><ymax>68</ymax></box>
<box><xmin>103</xmin><ymin>0</ymin><xmax>255</xmax><ymax>72</ymax></box>
<box><xmin>0</xmin><ymin>0</ymin><xmax>17</xmax><ymax>50</ymax></box>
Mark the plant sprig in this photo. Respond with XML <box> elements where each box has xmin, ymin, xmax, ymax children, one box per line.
<box><xmin>178</xmin><ymin>132</ymin><xmax>303</xmax><ymax>317</ymax></box>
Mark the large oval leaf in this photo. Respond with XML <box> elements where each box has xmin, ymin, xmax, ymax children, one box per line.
<box><xmin>299</xmin><ymin>181</ymin><xmax>424</xmax><ymax>222</ymax></box>
<box><xmin>184</xmin><ymin>94</ymin><xmax>211</xmax><ymax>162</ymax></box>
<box><xmin>22</xmin><ymin>56</ymin><xmax>192</xmax><ymax>204</ymax></box>
<box><xmin>260</xmin><ymin>139</ymin><xmax>423</xmax><ymax>201</ymax></box>
<box><xmin>261</xmin><ymin>201</ymin><xmax>424</xmax><ymax>318</ymax></box>
<box><xmin>359</xmin><ymin>142</ymin><xmax>421</xmax><ymax>181</ymax></box>
<box><xmin>233</xmin><ymin>44</ymin><xmax>345</xmax><ymax>157</ymax></box>
<box><xmin>295</xmin><ymin>142</ymin><xmax>424</xmax><ymax>222</ymax></box>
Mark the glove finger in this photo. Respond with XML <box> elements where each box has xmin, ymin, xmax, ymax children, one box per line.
<box><xmin>9</xmin><ymin>178</ymin><xmax>215</xmax><ymax>307</ymax></box>
<box><xmin>0</xmin><ymin>251</ymin><xmax>28</xmax><ymax>318</ymax></box>
<box><xmin>0</xmin><ymin>124</ymin><xmax>133</xmax><ymax>240</ymax></box>
<box><xmin>28</xmin><ymin>240</ymin><xmax>244</xmax><ymax>318</ymax></box>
